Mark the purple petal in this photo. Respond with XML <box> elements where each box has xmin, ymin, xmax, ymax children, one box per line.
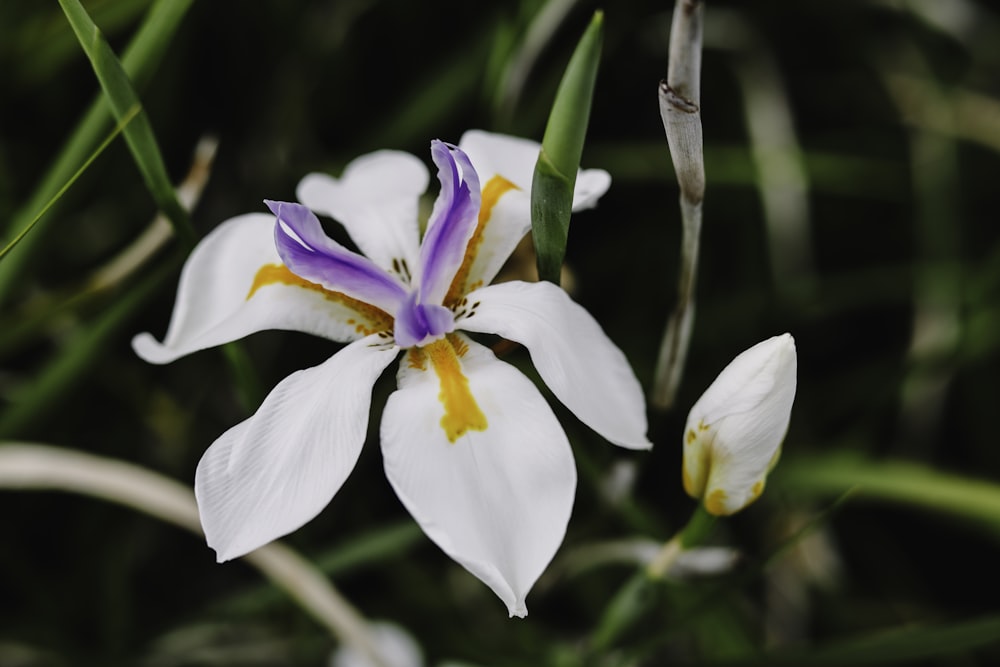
<box><xmin>268</xmin><ymin>200</ymin><xmax>407</xmax><ymax>314</ymax></box>
<box><xmin>417</xmin><ymin>142</ymin><xmax>481</xmax><ymax>305</ymax></box>
<box><xmin>394</xmin><ymin>290</ymin><xmax>455</xmax><ymax>348</ymax></box>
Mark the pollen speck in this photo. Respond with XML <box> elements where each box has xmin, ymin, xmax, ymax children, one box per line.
<box><xmin>425</xmin><ymin>338</ymin><xmax>487</xmax><ymax>442</ymax></box>
<box><xmin>686</xmin><ymin>429</ymin><xmax>697</xmax><ymax>445</ymax></box>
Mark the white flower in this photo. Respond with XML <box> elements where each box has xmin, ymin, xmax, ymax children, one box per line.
<box><xmin>133</xmin><ymin>130</ymin><xmax>649</xmax><ymax>617</ymax></box>
<box><xmin>682</xmin><ymin>334</ymin><xmax>796</xmax><ymax>515</ymax></box>
<box><xmin>330</xmin><ymin>622</ymin><xmax>423</xmax><ymax>667</ymax></box>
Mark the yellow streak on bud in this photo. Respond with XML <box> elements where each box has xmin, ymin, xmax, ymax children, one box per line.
<box><xmin>682</xmin><ymin>466</ymin><xmax>697</xmax><ymax>496</ymax></box>
<box><xmin>705</xmin><ymin>489</ymin><xmax>730</xmax><ymax>516</ymax></box>
<box><xmin>247</xmin><ymin>263</ymin><xmax>394</xmax><ymax>335</ymax></box>
<box><xmin>749</xmin><ymin>480</ymin><xmax>765</xmax><ymax>502</ymax></box>
<box><xmin>425</xmin><ymin>337</ymin><xmax>488</xmax><ymax>443</ymax></box>
<box><xmin>444</xmin><ymin>175</ymin><xmax>519</xmax><ymax>307</ymax></box>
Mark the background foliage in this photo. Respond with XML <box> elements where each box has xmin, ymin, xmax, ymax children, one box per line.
<box><xmin>1</xmin><ymin>0</ymin><xmax>999</xmax><ymax>665</ymax></box>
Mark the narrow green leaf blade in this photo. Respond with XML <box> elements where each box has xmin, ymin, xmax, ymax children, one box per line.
<box><xmin>531</xmin><ymin>10</ymin><xmax>603</xmax><ymax>284</ymax></box>
<box><xmin>729</xmin><ymin>615</ymin><xmax>1000</xmax><ymax>666</ymax></box>
<box><xmin>0</xmin><ymin>0</ymin><xmax>195</xmax><ymax>306</ymax></box>
<box><xmin>774</xmin><ymin>452</ymin><xmax>1000</xmax><ymax>533</ymax></box>
<box><xmin>0</xmin><ymin>106</ymin><xmax>139</xmax><ymax>262</ymax></box>
<box><xmin>57</xmin><ymin>0</ymin><xmax>195</xmax><ymax>247</ymax></box>
<box><xmin>0</xmin><ymin>254</ymin><xmax>181</xmax><ymax>437</ymax></box>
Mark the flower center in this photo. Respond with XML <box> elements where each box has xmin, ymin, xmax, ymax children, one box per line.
<box><xmin>393</xmin><ymin>290</ymin><xmax>455</xmax><ymax>348</ymax></box>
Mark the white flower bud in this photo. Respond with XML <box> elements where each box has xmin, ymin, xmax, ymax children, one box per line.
<box><xmin>683</xmin><ymin>334</ymin><xmax>797</xmax><ymax>515</ymax></box>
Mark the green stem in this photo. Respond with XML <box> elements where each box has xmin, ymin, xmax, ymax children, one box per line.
<box><xmin>647</xmin><ymin>503</ymin><xmax>716</xmax><ymax>579</ymax></box>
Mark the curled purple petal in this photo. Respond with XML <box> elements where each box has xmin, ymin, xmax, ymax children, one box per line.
<box><xmin>268</xmin><ymin>200</ymin><xmax>407</xmax><ymax>314</ymax></box>
<box><xmin>394</xmin><ymin>290</ymin><xmax>455</xmax><ymax>348</ymax></box>
<box><xmin>417</xmin><ymin>141</ymin><xmax>481</xmax><ymax>305</ymax></box>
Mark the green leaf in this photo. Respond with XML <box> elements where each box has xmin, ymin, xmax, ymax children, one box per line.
<box><xmin>0</xmin><ymin>106</ymin><xmax>138</xmax><ymax>262</ymax></box>
<box><xmin>0</xmin><ymin>0</ymin><xmax>195</xmax><ymax>306</ymax></box>
<box><xmin>774</xmin><ymin>452</ymin><xmax>1000</xmax><ymax>534</ymax></box>
<box><xmin>531</xmin><ymin>10</ymin><xmax>603</xmax><ymax>284</ymax></box>
<box><xmin>0</xmin><ymin>253</ymin><xmax>181</xmax><ymax>437</ymax></box>
<box><xmin>725</xmin><ymin>615</ymin><xmax>1000</xmax><ymax>666</ymax></box>
<box><xmin>57</xmin><ymin>0</ymin><xmax>194</xmax><ymax>247</ymax></box>
<box><xmin>589</xmin><ymin>572</ymin><xmax>659</xmax><ymax>652</ymax></box>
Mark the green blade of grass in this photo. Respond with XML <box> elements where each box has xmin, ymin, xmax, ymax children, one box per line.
<box><xmin>531</xmin><ymin>10</ymin><xmax>603</xmax><ymax>285</ymax></box>
<box><xmin>0</xmin><ymin>252</ymin><xmax>181</xmax><ymax>437</ymax></box>
<box><xmin>723</xmin><ymin>615</ymin><xmax>1000</xmax><ymax>666</ymax></box>
<box><xmin>57</xmin><ymin>0</ymin><xmax>194</xmax><ymax>247</ymax></box>
<box><xmin>0</xmin><ymin>0</ymin><xmax>195</xmax><ymax>307</ymax></box>
<box><xmin>0</xmin><ymin>105</ymin><xmax>139</xmax><ymax>262</ymax></box>
<box><xmin>773</xmin><ymin>452</ymin><xmax>1000</xmax><ymax>534</ymax></box>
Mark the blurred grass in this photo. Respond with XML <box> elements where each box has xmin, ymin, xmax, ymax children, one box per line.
<box><xmin>0</xmin><ymin>0</ymin><xmax>195</xmax><ymax>306</ymax></box>
<box><xmin>0</xmin><ymin>0</ymin><xmax>998</xmax><ymax>665</ymax></box>
<box><xmin>57</xmin><ymin>0</ymin><xmax>193</xmax><ymax>245</ymax></box>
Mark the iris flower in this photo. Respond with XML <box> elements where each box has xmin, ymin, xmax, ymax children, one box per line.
<box><xmin>134</xmin><ymin>131</ymin><xmax>651</xmax><ymax>616</ymax></box>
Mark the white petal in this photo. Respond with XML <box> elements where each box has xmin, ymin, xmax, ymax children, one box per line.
<box><xmin>571</xmin><ymin>168</ymin><xmax>613</xmax><ymax>210</ymax></box>
<box><xmin>329</xmin><ymin>621</ymin><xmax>424</xmax><ymax>667</ymax></box>
<box><xmin>443</xmin><ymin>174</ymin><xmax>531</xmax><ymax>301</ymax></box>
<box><xmin>297</xmin><ymin>151</ymin><xmax>428</xmax><ymax>278</ymax></box>
<box><xmin>458</xmin><ymin>281</ymin><xmax>651</xmax><ymax>450</ymax></box>
<box><xmin>195</xmin><ymin>335</ymin><xmax>399</xmax><ymax>561</ymax></box>
<box><xmin>684</xmin><ymin>334</ymin><xmax>797</xmax><ymax>514</ymax></box>
<box><xmin>668</xmin><ymin>547</ymin><xmax>741</xmax><ymax>579</ymax></box>
<box><xmin>133</xmin><ymin>214</ymin><xmax>392</xmax><ymax>365</ymax></box>
<box><xmin>380</xmin><ymin>335</ymin><xmax>576</xmax><ymax>617</ymax></box>
<box><xmin>457</xmin><ymin>129</ymin><xmax>611</xmax><ymax>210</ymax></box>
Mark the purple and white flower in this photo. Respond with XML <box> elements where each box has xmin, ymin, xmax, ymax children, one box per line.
<box><xmin>134</xmin><ymin>130</ymin><xmax>649</xmax><ymax>617</ymax></box>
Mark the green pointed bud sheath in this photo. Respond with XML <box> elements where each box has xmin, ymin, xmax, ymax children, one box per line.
<box><xmin>531</xmin><ymin>10</ymin><xmax>603</xmax><ymax>285</ymax></box>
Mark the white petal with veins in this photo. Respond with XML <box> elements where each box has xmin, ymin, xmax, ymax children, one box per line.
<box><xmin>133</xmin><ymin>214</ymin><xmax>387</xmax><ymax>364</ymax></box>
<box><xmin>380</xmin><ymin>335</ymin><xmax>576</xmax><ymax>617</ymax></box>
<box><xmin>297</xmin><ymin>150</ymin><xmax>427</xmax><ymax>278</ymax></box>
<box><xmin>460</xmin><ymin>280</ymin><xmax>651</xmax><ymax>450</ymax></box>
<box><xmin>196</xmin><ymin>335</ymin><xmax>399</xmax><ymax>561</ymax></box>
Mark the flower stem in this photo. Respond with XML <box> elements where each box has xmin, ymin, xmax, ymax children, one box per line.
<box><xmin>0</xmin><ymin>443</ymin><xmax>390</xmax><ymax>667</ymax></box>
<box><xmin>647</xmin><ymin>503</ymin><xmax>716</xmax><ymax>579</ymax></box>
<box><xmin>653</xmin><ymin>0</ymin><xmax>705</xmax><ymax>409</ymax></box>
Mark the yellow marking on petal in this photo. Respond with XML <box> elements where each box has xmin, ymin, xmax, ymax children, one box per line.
<box><xmin>407</xmin><ymin>347</ymin><xmax>427</xmax><ymax>370</ymax></box>
<box><xmin>444</xmin><ymin>175</ymin><xmax>519</xmax><ymax>307</ymax></box>
<box><xmin>685</xmin><ymin>429</ymin><xmax>698</xmax><ymax>445</ymax></box>
<box><xmin>698</xmin><ymin>420</ymin><xmax>710</xmax><ymax>431</ymax></box>
<box><xmin>750</xmin><ymin>480</ymin><xmax>765</xmax><ymax>502</ymax></box>
<box><xmin>705</xmin><ymin>489</ymin><xmax>730</xmax><ymax>516</ymax></box>
<box><xmin>447</xmin><ymin>332</ymin><xmax>469</xmax><ymax>357</ymax></box>
<box><xmin>247</xmin><ymin>263</ymin><xmax>394</xmax><ymax>335</ymax></box>
<box><xmin>767</xmin><ymin>443</ymin><xmax>783</xmax><ymax>472</ymax></box>
<box><xmin>682</xmin><ymin>466</ymin><xmax>697</xmax><ymax>497</ymax></box>
<box><xmin>425</xmin><ymin>337</ymin><xmax>488</xmax><ymax>443</ymax></box>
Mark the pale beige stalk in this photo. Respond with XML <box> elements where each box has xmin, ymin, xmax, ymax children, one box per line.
<box><xmin>0</xmin><ymin>443</ymin><xmax>390</xmax><ymax>667</ymax></box>
<box><xmin>653</xmin><ymin>0</ymin><xmax>705</xmax><ymax>409</ymax></box>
